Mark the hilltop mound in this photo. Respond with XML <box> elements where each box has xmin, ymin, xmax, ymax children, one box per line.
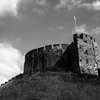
<box><xmin>0</xmin><ymin>71</ymin><xmax>100</xmax><ymax>100</ymax></box>
<box><xmin>0</xmin><ymin>33</ymin><xmax>100</xmax><ymax>100</ymax></box>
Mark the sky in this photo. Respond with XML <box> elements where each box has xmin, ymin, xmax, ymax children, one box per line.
<box><xmin>0</xmin><ymin>0</ymin><xmax>100</xmax><ymax>85</ymax></box>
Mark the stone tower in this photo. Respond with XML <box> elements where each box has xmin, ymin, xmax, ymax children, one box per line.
<box><xmin>74</xmin><ymin>33</ymin><xmax>100</xmax><ymax>75</ymax></box>
<box><xmin>24</xmin><ymin>33</ymin><xmax>100</xmax><ymax>76</ymax></box>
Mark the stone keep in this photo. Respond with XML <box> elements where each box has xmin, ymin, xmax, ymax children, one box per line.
<box><xmin>24</xmin><ymin>44</ymin><xmax>69</xmax><ymax>75</ymax></box>
<box><xmin>24</xmin><ymin>33</ymin><xmax>100</xmax><ymax>76</ymax></box>
<box><xmin>74</xmin><ymin>33</ymin><xmax>100</xmax><ymax>75</ymax></box>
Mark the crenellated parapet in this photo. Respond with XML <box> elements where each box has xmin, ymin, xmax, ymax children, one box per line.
<box><xmin>24</xmin><ymin>43</ymin><xmax>69</xmax><ymax>75</ymax></box>
<box><xmin>24</xmin><ymin>33</ymin><xmax>100</xmax><ymax>76</ymax></box>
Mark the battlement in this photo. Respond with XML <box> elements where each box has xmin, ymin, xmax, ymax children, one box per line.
<box><xmin>24</xmin><ymin>43</ymin><xmax>69</xmax><ymax>74</ymax></box>
<box><xmin>53</xmin><ymin>44</ymin><xmax>60</xmax><ymax>51</ymax></box>
<box><xmin>38</xmin><ymin>47</ymin><xmax>44</xmax><ymax>52</ymax></box>
<box><xmin>45</xmin><ymin>45</ymin><xmax>52</xmax><ymax>51</ymax></box>
<box><xmin>25</xmin><ymin>43</ymin><xmax>69</xmax><ymax>59</ymax></box>
<box><xmin>74</xmin><ymin>33</ymin><xmax>96</xmax><ymax>43</ymax></box>
<box><xmin>24</xmin><ymin>33</ymin><xmax>100</xmax><ymax>76</ymax></box>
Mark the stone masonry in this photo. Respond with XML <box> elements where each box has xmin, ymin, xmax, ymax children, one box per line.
<box><xmin>74</xmin><ymin>33</ymin><xmax>100</xmax><ymax>75</ymax></box>
<box><xmin>24</xmin><ymin>33</ymin><xmax>100</xmax><ymax>76</ymax></box>
<box><xmin>24</xmin><ymin>44</ymin><xmax>69</xmax><ymax>75</ymax></box>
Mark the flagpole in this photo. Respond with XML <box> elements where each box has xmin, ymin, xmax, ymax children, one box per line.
<box><xmin>73</xmin><ymin>16</ymin><xmax>77</xmax><ymax>33</ymax></box>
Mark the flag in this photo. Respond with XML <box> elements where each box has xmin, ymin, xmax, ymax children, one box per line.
<box><xmin>73</xmin><ymin>16</ymin><xmax>77</xmax><ymax>33</ymax></box>
<box><xmin>73</xmin><ymin>16</ymin><xmax>76</xmax><ymax>21</ymax></box>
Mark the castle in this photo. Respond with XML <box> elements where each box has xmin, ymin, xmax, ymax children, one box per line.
<box><xmin>24</xmin><ymin>33</ymin><xmax>100</xmax><ymax>76</ymax></box>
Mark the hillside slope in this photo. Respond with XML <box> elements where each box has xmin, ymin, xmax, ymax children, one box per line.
<box><xmin>0</xmin><ymin>71</ymin><xmax>100</xmax><ymax>100</ymax></box>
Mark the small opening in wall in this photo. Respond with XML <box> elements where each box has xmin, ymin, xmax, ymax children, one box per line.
<box><xmin>85</xmin><ymin>50</ymin><xmax>88</xmax><ymax>54</ymax></box>
<box><xmin>84</xmin><ymin>40</ymin><xmax>87</xmax><ymax>43</ymax></box>
<box><xmin>80</xmin><ymin>59</ymin><xmax>82</xmax><ymax>62</ymax></box>
<box><xmin>79</xmin><ymin>46</ymin><xmax>82</xmax><ymax>49</ymax></box>
<box><xmin>86</xmin><ymin>59</ymin><xmax>89</xmax><ymax>64</ymax></box>
<box><xmin>80</xmin><ymin>34</ymin><xmax>83</xmax><ymax>39</ymax></box>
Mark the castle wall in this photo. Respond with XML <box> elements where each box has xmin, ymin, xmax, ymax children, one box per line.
<box><xmin>74</xmin><ymin>33</ymin><xmax>100</xmax><ymax>75</ymax></box>
<box><xmin>66</xmin><ymin>42</ymin><xmax>80</xmax><ymax>73</ymax></box>
<box><xmin>24</xmin><ymin>43</ymin><xmax>69</xmax><ymax>75</ymax></box>
<box><xmin>24</xmin><ymin>49</ymin><xmax>37</xmax><ymax>75</ymax></box>
<box><xmin>24</xmin><ymin>33</ymin><xmax>100</xmax><ymax>76</ymax></box>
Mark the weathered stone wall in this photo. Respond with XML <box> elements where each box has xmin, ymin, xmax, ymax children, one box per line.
<box><xmin>66</xmin><ymin>42</ymin><xmax>80</xmax><ymax>73</ymax></box>
<box><xmin>24</xmin><ymin>33</ymin><xmax>100</xmax><ymax>76</ymax></box>
<box><xmin>74</xmin><ymin>33</ymin><xmax>100</xmax><ymax>75</ymax></box>
<box><xmin>24</xmin><ymin>44</ymin><xmax>69</xmax><ymax>75</ymax></box>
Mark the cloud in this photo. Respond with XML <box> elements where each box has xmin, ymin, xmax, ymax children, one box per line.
<box><xmin>20</xmin><ymin>0</ymin><xmax>48</xmax><ymax>17</ymax></box>
<box><xmin>48</xmin><ymin>26</ymin><xmax>64</xmax><ymax>30</ymax></box>
<box><xmin>0</xmin><ymin>76</ymin><xmax>8</xmax><ymax>85</ymax></box>
<box><xmin>48</xmin><ymin>27</ymin><xmax>55</xmax><ymax>30</ymax></box>
<box><xmin>22</xmin><ymin>0</ymin><xmax>48</xmax><ymax>6</ymax></box>
<box><xmin>91</xmin><ymin>27</ymin><xmax>100</xmax><ymax>35</ymax></box>
<box><xmin>93</xmin><ymin>13</ymin><xmax>100</xmax><ymax>20</ymax></box>
<box><xmin>56</xmin><ymin>26</ymin><xmax>64</xmax><ymax>30</ymax></box>
<box><xmin>0</xmin><ymin>0</ymin><xmax>47</xmax><ymax>17</ymax></box>
<box><xmin>79</xmin><ymin>0</ymin><xmax>100</xmax><ymax>11</ymax></box>
<box><xmin>15</xmin><ymin>38</ymin><xmax>21</xmax><ymax>43</ymax></box>
<box><xmin>55</xmin><ymin>0</ymin><xmax>100</xmax><ymax>11</ymax></box>
<box><xmin>72</xmin><ymin>24</ymin><xmax>88</xmax><ymax>34</ymax></box>
<box><xmin>55</xmin><ymin>0</ymin><xmax>67</xmax><ymax>9</ymax></box>
<box><xmin>33</xmin><ymin>7</ymin><xmax>44</xmax><ymax>15</ymax></box>
<box><xmin>36</xmin><ymin>0</ymin><xmax>48</xmax><ymax>6</ymax></box>
<box><xmin>0</xmin><ymin>0</ymin><xmax>21</xmax><ymax>17</ymax></box>
<box><xmin>0</xmin><ymin>42</ymin><xmax>24</xmax><ymax>85</ymax></box>
<box><xmin>72</xmin><ymin>24</ymin><xmax>100</xmax><ymax>35</ymax></box>
<box><xmin>55</xmin><ymin>0</ymin><xmax>82</xmax><ymax>10</ymax></box>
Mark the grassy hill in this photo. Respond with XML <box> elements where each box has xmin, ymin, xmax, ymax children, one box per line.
<box><xmin>0</xmin><ymin>71</ymin><xmax>100</xmax><ymax>100</ymax></box>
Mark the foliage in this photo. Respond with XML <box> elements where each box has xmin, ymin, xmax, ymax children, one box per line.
<box><xmin>0</xmin><ymin>71</ymin><xmax>100</xmax><ymax>100</ymax></box>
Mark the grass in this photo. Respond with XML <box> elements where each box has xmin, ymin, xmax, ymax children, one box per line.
<box><xmin>0</xmin><ymin>71</ymin><xmax>100</xmax><ymax>100</ymax></box>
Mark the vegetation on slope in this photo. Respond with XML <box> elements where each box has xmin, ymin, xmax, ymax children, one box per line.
<box><xmin>0</xmin><ymin>71</ymin><xmax>100</xmax><ymax>100</ymax></box>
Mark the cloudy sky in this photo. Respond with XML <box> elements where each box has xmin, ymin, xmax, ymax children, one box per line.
<box><xmin>0</xmin><ymin>0</ymin><xmax>100</xmax><ymax>85</ymax></box>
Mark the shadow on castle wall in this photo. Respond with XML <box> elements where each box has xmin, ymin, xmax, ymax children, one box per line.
<box><xmin>24</xmin><ymin>33</ymin><xmax>100</xmax><ymax>76</ymax></box>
